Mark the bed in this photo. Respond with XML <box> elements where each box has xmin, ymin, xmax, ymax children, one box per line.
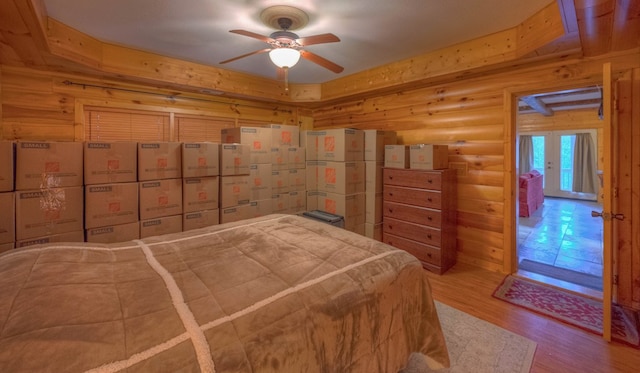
<box><xmin>0</xmin><ymin>214</ymin><xmax>450</xmax><ymax>372</ymax></box>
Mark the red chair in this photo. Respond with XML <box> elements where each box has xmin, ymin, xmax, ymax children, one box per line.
<box><xmin>519</xmin><ymin>170</ymin><xmax>544</xmax><ymax>217</ymax></box>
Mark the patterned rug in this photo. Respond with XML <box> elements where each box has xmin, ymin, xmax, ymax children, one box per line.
<box><xmin>493</xmin><ymin>275</ymin><xmax>640</xmax><ymax>348</ymax></box>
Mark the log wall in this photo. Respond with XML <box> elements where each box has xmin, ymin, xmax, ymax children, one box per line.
<box><xmin>1</xmin><ymin>49</ymin><xmax>639</xmax><ymax>309</ymax></box>
<box><xmin>311</xmin><ymin>50</ymin><xmax>640</xmax><ymax>309</ymax></box>
<box><xmin>0</xmin><ymin>65</ymin><xmax>301</xmax><ymax>142</ymax></box>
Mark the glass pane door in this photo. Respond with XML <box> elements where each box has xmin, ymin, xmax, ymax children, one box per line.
<box><xmin>527</xmin><ymin>130</ymin><xmax>597</xmax><ymax>201</ymax></box>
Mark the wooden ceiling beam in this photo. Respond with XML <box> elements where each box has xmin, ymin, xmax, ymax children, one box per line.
<box><xmin>521</xmin><ymin>96</ymin><xmax>554</xmax><ymax>116</ymax></box>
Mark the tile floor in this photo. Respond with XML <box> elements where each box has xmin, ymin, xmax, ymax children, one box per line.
<box><xmin>517</xmin><ymin>197</ymin><xmax>604</xmax><ymax>280</ymax></box>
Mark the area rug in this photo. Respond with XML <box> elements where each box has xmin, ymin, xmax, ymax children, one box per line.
<box><xmin>402</xmin><ymin>301</ymin><xmax>537</xmax><ymax>373</ymax></box>
<box><xmin>519</xmin><ymin>259</ymin><xmax>602</xmax><ymax>291</ymax></box>
<box><xmin>493</xmin><ymin>275</ymin><xmax>640</xmax><ymax>348</ymax></box>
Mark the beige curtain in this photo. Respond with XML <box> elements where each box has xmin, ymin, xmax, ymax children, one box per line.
<box><xmin>519</xmin><ymin>135</ymin><xmax>534</xmax><ymax>174</ymax></box>
<box><xmin>572</xmin><ymin>133</ymin><xmax>598</xmax><ymax>193</ymax></box>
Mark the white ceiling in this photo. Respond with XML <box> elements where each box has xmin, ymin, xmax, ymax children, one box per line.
<box><xmin>42</xmin><ymin>0</ymin><xmax>554</xmax><ymax>84</ymax></box>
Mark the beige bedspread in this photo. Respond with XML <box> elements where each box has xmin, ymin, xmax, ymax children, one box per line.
<box><xmin>0</xmin><ymin>214</ymin><xmax>449</xmax><ymax>372</ymax></box>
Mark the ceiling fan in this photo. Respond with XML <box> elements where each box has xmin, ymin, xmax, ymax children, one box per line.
<box><xmin>219</xmin><ymin>6</ymin><xmax>344</xmax><ymax>77</ymax></box>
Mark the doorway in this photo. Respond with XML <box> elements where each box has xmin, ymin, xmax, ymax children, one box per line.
<box><xmin>528</xmin><ymin>130</ymin><xmax>598</xmax><ymax>201</ymax></box>
<box><xmin>515</xmin><ymin>88</ymin><xmax>604</xmax><ymax>296</ymax></box>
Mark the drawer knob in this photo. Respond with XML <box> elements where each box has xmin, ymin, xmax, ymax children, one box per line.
<box><xmin>427</xmin><ymin>216</ymin><xmax>433</xmax><ymax>221</ymax></box>
<box><xmin>427</xmin><ymin>234</ymin><xmax>432</xmax><ymax>239</ymax></box>
<box><xmin>427</xmin><ymin>253</ymin><xmax>432</xmax><ymax>258</ymax></box>
<box><xmin>388</xmin><ymin>208</ymin><xmax>393</xmax><ymax>213</ymax></box>
<box><xmin>427</xmin><ymin>197</ymin><xmax>432</xmax><ymax>202</ymax></box>
<box><xmin>427</xmin><ymin>179</ymin><xmax>433</xmax><ymax>183</ymax></box>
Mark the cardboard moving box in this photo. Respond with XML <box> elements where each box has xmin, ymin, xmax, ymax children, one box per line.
<box><xmin>140</xmin><ymin>215</ymin><xmax>182</xmax><ymax>239</ymax></box>
<box><xmin>0</xmin><ymin>141</ymin><xmax>14</xmax><ymax>192</ymax></box>
<box><xmin>16</xmin><ymin>141</ymin><xmax>83</xmax><ymax>190</ymax></box>
<box><xmin>220</xmin><ymin>204</ymin><xmax>251</xmax><ymax>224</ymax></box>
<box><xmin>304</xmin><ymin>129</ymin><xmax>364</xmax><ymax>162</ymax></box>
<box><xmin>15</xmin><ymin>186</ymin><xmax>84</xmax><ymax>240</ymax></box>
<box><xmin>306</xmin><ymin>191</ymin><xmax>365</xmax><ymax>232</ymax></box>
<box><xmin>219</xmin><ymin>175</ymin><xmax>250</xmax><ymax>208</ymax></box>
<box><xmin>270</xmin><ymin>124</ymin><xmax>299</xmax><ymax>147</ymax></box>
<box><xmin>410</xmin><ymin>144</ymin><xmax>449</xmax><ymax>170</ymax></box>
<box><xmin>364</xmin><ymin>130</ymin><xmax>397</xmax><ymax>161</ymax></box>
<box><xmin>86</xmin><ymin>222</ymin><xmax>140</xmax><ymax>244</ymax></box>
<box><xmin>0</xmin><ymin>242</ymin><xmax>13</xmax><ymax>253</ymax></box>
<box><xmin>183</xmin><ymin>209</ymin><xmax>219</xmax><ymax>231</ymax></box>
<box><xmin>384</xmin><ymin>145</ymin><xmax>410</xmax><ymax>169</ymax></box>
<box><xmin>0</xmin><ymin>192</ymin><xmax>15</xmax><ymax>244</ymax></box>
<box><xmin>137</xmin><ymin>142</ymin><xmax>182</xmax><ymax>181</ymax></box>
<box><xmin>219</xmin><ymin>144</ymin><xmax>250</xmax><ymax>176</ymax></box>
<box><xmin>84</xmin><ymin>142</ymin><xmax>137</xmax><ymax>185</ymax></box>
<box><xmin>15</xmin><ymin>231</ymin><xmax>84</xmax><ymax>248</ymax></box>
<box><xmin>306</xmin><ymin>161</ymin><xmax>365</xmax><ymax>195</ymax></box>
<box><xmin>221</xmin><ymin>127</ymin><xmax>272</xmax><ymax>164</ymax></box>
<box><xmin>249</xmin><ymin>164</ymin><xmax>272</xmax><ymax>201</ymax></box>
<box><xmin>139</xmin><ymin>179</ymin><xmax>183</xmax><ymax>220</ymax></box>
<box><xmin>182</xmin><ymin>176</ymin><xmax>219</xmax><ymax>213</ymax></box>
<box><xmin>182</xmin><ymin>142</ymin><xmax>220</xmax><ymax>178</ymax></box>
<box><xmin>84</xmin><ymin>182</ymin><xmax>139</xmax><ymax>229</ymax></box>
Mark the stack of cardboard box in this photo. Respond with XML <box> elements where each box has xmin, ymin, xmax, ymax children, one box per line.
<box><xmin>14</xmin><ymin>141</ymin><xmax>85</xmax><ymax>247</ymax></box>
<box><xmin>363</xmin><ymin>130</ymin><xmax>397</xmax><ymax>240</ymax></box>
<box><xmin>270</xmin><ymin>124</ymin><xmax>305</xmax><ymax>215</ymax></box>
<box><xmin>181</xmin><ymin>142</ymin><xmax>220</xmax><ymax>231</ymax></box>
<box><xmin>84</xmin><ymin>142</ymin><xmax>139</xmax><ymax>243</ymax></box>
<box><xmin>304</xmin><ymin>129</ymin><xmax>366</xmax><ymax>234</ymax></box>
<box><xmin>0</xmin><ymin>142</ymin><xmax>15</xmax><ymax>252</ymax></box>
<box><xmin>137</xmin><ymin>142</ymin><xmax>184</xmax><ymax>238</ymax></box>
<box><xmin>219</xmin><ymin>128</ymin><xmax>254</xmax><ymax>223</ymax></box>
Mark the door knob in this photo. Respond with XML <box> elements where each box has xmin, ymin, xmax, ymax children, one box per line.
<box><xmin>591</xmin><ymin>210</ymin><xmax>625</xmax><ymax>221</ymax></box>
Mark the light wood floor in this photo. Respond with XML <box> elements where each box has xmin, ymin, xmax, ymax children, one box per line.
<box><xmin>424</xmin><ymin>262</ymin><xmax>639</xmax><ymax>373</ymax></box>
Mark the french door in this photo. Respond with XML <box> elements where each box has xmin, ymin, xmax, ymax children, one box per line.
<box><xmin>527</xmin><ymin>129</ymin><xmax>598</xmax><ymax>201</ymax></box>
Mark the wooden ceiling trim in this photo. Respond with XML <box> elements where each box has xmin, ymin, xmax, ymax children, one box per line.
<box><xmin>611</xmin><ymin>0</ymin><xmax>640</xmax><ymax>51</ymax></box>
<box><xmin>575</xmin><ymin>0</ymin><xmax>616</xmax><ymax>56</ymax></box>
<box><xmin>46</xmin><ymin>18</ymin><xmax>103</xmax><ymax>69</ymax></box>
<box><xmin>43</xmin><ymin>18</ymin><xmax>293</xmax><ymax>102</ymax></box>
<box><xmin>0</xmin><ymin>0</ymin><xmax>46</xmax><ymax>66</ymax></box>
<box><xmin>320</xmin><ymin>1</ymin><xmax>566</xmax><ymax>101</ymax></box>
<box><xmin>515</xmin><ymin>0</ymin><xmax>567</xmax><ymax>58</ymax></box>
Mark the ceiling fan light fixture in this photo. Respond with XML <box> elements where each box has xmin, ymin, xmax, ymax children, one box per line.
<box><xmin>269</xmin><ymin>48</ymin><xmax>300</xmax><ymax>68</ymax></box>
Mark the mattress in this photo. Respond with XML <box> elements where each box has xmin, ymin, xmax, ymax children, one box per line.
<box><xmin>0</xmin><ymin>214</ymin><xmax>449</xmax><ymax>372</ymax></box>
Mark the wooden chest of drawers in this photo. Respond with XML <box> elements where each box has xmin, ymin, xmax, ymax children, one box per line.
<box><xmin>382</xmin><ymin>168</ymin><xmax>456</xmax><ymax>274</ymax></box>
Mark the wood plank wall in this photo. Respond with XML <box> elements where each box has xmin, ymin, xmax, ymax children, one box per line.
<box><xmin>1</xmin><ymin>50</ymin><xmax>639</xmax><ymax>309</ymax></box>
<box><xmin>0</xmin><ymin>65</ymin><xmax>300</xmax><ymax>142</ymax></box>
<box><xmin>311</xmin><ymin>50</ymin><xmax>640</xmax><ymax>309</ymax></box>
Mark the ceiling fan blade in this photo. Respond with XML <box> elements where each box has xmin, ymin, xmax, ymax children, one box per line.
<box><xmin>229</xmin><ymin>29</ymin><xmax>274</xmax><ymax>43</ymax></box>
<box><xmin>300</xmin><ymin>50</ymin><xmax>344</xmax><ymax>73</ymax></box>
<box><xmin>219</xmin><ymin>48</ymin><xmax>271</xmax><ymax>64</ymax></box>
<box><xmin>296</xmin><ymin>33</ymin><xmax>340</xmax><ymax>46</ymax></box>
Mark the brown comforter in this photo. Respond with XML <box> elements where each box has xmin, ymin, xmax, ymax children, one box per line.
<box><xmin>0</xmin><ymin>214</ymin><xmax>449</xmax><ymax>372</ymax></box>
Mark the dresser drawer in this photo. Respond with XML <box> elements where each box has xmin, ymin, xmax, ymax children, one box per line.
<box><xmin>383</xmin><ymin>185</ymin><xmax>442</xmax><ymax>209</ymax></box>
<box><xmin>383</xmin><ymin>201</ymin><xmax>442</xmax><ymax>228</ymax></box>
<box><xmin>383</xmin><ymin>168</ymin><xmax>442</xmax><ymax>189</ymax></box>
<box><xmin>383</xmin><ymin>232</ymin><xmax>442</xmax><ymax>266</ymax></box>
<box><xmin>382</xmin><ymin>217</ymin><xmax>441</xmax><ymax>246</ymax></box>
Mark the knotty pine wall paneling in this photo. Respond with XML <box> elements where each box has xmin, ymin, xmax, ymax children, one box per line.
<box><xmin>0</xmin><ymin>65</ymin><xmax>300</xmax><ymax>142</ymax></box>
<box><xmin>311</xmin><ymin>49</ymin><xmax>640</xmax><ymax>308</ymax></box>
